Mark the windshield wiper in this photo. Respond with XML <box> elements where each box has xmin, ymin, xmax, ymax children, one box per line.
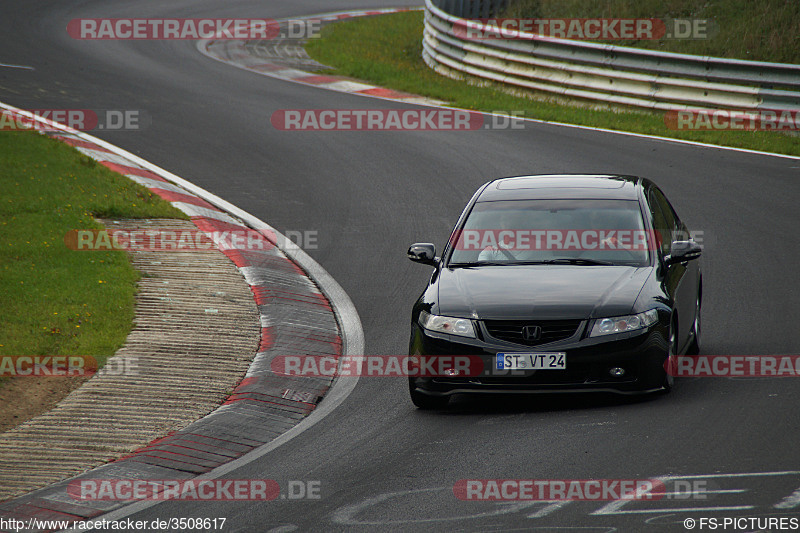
<box><xmin>448</xmin><ymin>260</ymin><xmax>568</xmax><ymax>268</ymax></box>
<box><xmin>449</xmin><ymin>258</ymin><xmax>616</xmax><ymax>268</ymax></box>
<box><xmin>542</xmin><ymin>258</ymin><xmax>616</xmax><ymax>266</ymax></box>
<box><xmin>448</xmin><ymin>261</ymin><xmax>518</xmax><ymax>268</ymax></box>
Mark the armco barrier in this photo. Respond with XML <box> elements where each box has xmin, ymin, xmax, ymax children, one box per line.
<box><xmin>424</xmin><ymin>0</ymin><xmax>800</xmax><ymax>112</ymax></box>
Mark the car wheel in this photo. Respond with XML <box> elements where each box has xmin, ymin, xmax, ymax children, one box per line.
<box><xmin>409</xmin><ymin>380</ymin><xmax>449</xmax><ymax>410</ymax></box>
<box><xmin>686</xmin><ymin>293</ymin><xmax>701</xmax><ymax>356</ymax></box>
<box><xmin>662</xmin><ymin>323</ymin><xmax>677</xmax><ymax>394</ymax></box>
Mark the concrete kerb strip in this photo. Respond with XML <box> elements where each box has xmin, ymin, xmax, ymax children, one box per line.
<box><xmin>0</xmin><ymin>104</ymin><xmax>363</xmax><ymax>530</ymax></box>
<box><xmin>198</xmin><ymin>7</ymin><xmax>446</xmax><ymax>107</ymax></box>
<box><xmin>197</xmin><ymin>8</ymin><xmax>800</xmax><ymax>162</ymax></box>
<box><xmin>0</xmin><ymin>215</ymin><xmax>263</xmax><ymax>502</ymax></box>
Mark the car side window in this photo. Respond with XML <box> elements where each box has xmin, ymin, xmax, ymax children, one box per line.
<box><xmin>651</xmin><ymin>187</ymin><xmax>680</xmax><ymax>229</ymax></box>
<box><xmin>647</xmin><ymin>189</ymin><xmax>673</xmax><ymax>255</ymax></box>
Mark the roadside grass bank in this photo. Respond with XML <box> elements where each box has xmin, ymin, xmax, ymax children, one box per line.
<box><xmin>0</xmin><ymin>130</ymin><xmax>186</xmax><ymax>413</ymax></box>
<box><xmin>305</xmin><ymin>11</ymin><xmax>800</xmax><ymax>158</ymax></box>
<box><xmin>502</xmin><ymin>0</ymin><xmax>800</xmax><ymax>64</ymax></box>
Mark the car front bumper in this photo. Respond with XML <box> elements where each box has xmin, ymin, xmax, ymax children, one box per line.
<box><xmin>409</xmin><ymin>320</ymin><xmax>671</xmax><ymax>396</ymax></box>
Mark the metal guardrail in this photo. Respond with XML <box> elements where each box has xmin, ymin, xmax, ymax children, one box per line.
<box><xmin>424</xmin><ymin>0</ymin><xmax>800</xmax><ymax>112</ymax></box>
<box><xmin>431</xmin><ymin>0</ymin><xmax>507</xmax><ymax>18</ymax></box>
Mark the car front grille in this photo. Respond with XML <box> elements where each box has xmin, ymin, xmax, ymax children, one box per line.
<box><xmin>483</xmin><ymin>319</ymin><xmax>583</xmax><ymax>346</ymax></box>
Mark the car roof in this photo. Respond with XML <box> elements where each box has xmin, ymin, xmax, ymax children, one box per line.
<box><xmin>476</xmin><ymin>174</ymin><xmax>643</xmax><ymax>202</ymax></box>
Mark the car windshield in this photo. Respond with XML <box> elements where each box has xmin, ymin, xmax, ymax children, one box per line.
<box><xmin>448</xmin><ymin>199</ymin><xmax>651</xmax><ymax>267</ymax></box>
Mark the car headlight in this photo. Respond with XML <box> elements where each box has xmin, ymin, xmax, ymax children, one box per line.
<box><xmin>419</xmin><ymin>311</ymin><xmax>476</xmax><ymax>338</ymax></box>
<box><xmin>589</xmin><ymin>309</ymin><xmax>659</xmax><ymax>337</ymax></box>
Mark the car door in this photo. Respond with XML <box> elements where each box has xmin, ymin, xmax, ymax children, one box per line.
<box><xmin>646</xmin><ymin>185</ymin><xmax>698</xmax><ymax>353</ymax></box>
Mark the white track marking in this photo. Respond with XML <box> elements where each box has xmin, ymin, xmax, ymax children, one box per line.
<box><xmin>774</xmin><ymin>487</ymin><xmax>800</xmax><ymax>509</ymax></box>
<box><xmin>0</xmin><ymin>61</ymin><xmax>34</xmax><ymax>70</ymax></box>
<box><xmin>331</xmin><ymin>487</ymin><xmax>544</xmax><ymax>525</ymax></box>
<box><xmin>593</xmin><ymin>471</ymin><xmax>800</xmax><ymax>516</ymax></box>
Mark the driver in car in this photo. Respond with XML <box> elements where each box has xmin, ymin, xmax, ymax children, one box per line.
<box><xmin>478</xmin><ymin>210</ymin><xmax>520</xmax><ymax>262</ymax></box>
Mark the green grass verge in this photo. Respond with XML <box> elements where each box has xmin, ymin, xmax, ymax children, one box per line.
<box><xmin>305</xmin><ymin>11</ymin><xmax>800</xmax><ymax>157</ymax></box>
<box><xmin>502</xmin><ymin>0</ymin><xmax>800</xmax><ymax>64</ymax></box>
<box><xmin>0</xmin><ymin>130</ymin><xmax>187</xmax><ymax>371</ymax></box>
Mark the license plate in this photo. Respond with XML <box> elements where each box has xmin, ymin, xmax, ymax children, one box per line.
<box><xmin>496</xmin><ymin>353</ymin><xmax>566</xmax><ymax>370</ymax></box>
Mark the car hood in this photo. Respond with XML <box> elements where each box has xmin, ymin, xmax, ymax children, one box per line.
<box><xmin>436</xmin><ymin>265</ymin><xmax>651</xmax><ymax>320</ymax></box>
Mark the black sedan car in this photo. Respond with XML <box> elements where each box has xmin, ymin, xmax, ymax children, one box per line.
<box><xmin>407</xmin><ymin>175</ymin><xmax>702</xmax><ymax>409</ymax></box>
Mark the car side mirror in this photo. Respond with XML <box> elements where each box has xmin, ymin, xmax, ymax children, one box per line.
<box><xmin>665</xmin><ymin>240</ymin><xmax>702</xmax><ymax>265</ymax></box>
<box><xmin>407</xmin><ymin>243</ymin><xmax>438</xmax><ymax>266</ymax></box>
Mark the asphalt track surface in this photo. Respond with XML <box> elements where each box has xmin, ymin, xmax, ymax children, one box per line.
<box><xmin>2</xmin><ymin>1</ymin><xmax>800</xmax><ymax>531</ymax></box>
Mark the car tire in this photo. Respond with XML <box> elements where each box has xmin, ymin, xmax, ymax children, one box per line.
<box><xmin>641</xmin><ymin>321</ymin><xmax>675</xmax><ymax>395</ymax></box>
<box><xmin>661</xmin><ymin>322</ymin><xmax>677</xmax><ymax>394</ymax></box>
<box><xmin>686</xmin><ymin>292</ymin><xmax>701</xmax><ymax>356</ymax></box>
<box><xmin>409</xmin><ymin>380</ymin><xmax>449</xmax><ymax>410</ymax></box>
